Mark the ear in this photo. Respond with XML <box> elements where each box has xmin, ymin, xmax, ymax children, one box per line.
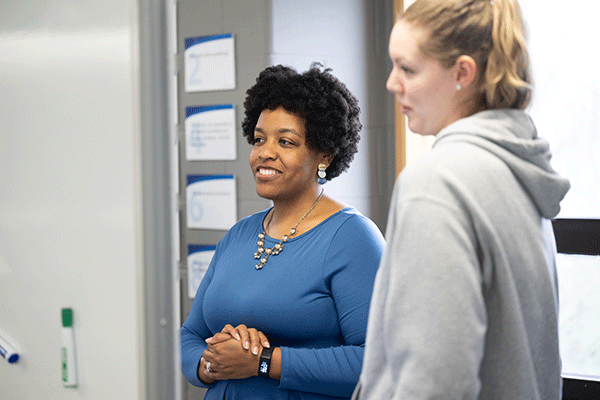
<box><xmin>454</xmin><ymin>55</ymin><xmax>477</xmax><ymax>89</ymax></box>
<box><xmin>319</xmin><ymin>152</ymin><xmax>334</xmax><ymax>169</ymax></box>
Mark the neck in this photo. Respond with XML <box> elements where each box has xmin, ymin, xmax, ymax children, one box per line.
<box><xmin>268</xmin><ymin>187</ymin><xmax>324</xmax><ymax>231</ymax></box>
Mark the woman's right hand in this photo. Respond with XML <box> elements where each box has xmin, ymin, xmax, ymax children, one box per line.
<box><xmin>206</xmin><ymin>324</ymin><xmax>270</xmax><ymax>356</ymax></box>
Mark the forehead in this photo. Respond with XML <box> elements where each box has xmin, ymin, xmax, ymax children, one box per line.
<box><xmin>388</xmin><ymin>20</ymin><xmax>428</xmax><ymax>62</ymax></box>
<box><xmin>256</xmin><ymin>108</ymin><xmax>306</xmax><ymax>136</ymax></box>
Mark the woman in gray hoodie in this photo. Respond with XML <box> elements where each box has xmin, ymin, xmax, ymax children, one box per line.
<box><xmin>354</xmin><ymin>0</ymin><xmax>570</xmax><ymax>399</ymax></box>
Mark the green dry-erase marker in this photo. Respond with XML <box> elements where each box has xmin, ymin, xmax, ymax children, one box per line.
<box><xmin>61</xmin><ymin>308</ymin><xmax>78</xmax><ymax>387</ymax></box>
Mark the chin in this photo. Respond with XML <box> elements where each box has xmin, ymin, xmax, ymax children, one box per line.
<box><xmin>407</xmin><ymin>121</ymin><xmax>423</xmax><ymax>135</ymax></box>
<box><xmin>409</xmin><ymin>122</ymin><xmax>436</xmax><ymax>137</ymax></box>
<box><xmin>255</xmin><ymin>186</ymin><xmax>275</xmax><ymax>201</ymax></box>
<box><xmin>256</xmin><ymin>190</ymin><xmax>272</xmax><ymax>200</ymax></box>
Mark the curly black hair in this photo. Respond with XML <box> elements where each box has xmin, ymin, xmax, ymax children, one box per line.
<box><xmin>242</xmin><ymin>63</ymin><xmax>362</xmax><ymax>181</ymax></box>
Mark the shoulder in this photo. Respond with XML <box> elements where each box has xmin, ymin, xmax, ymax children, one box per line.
<box><xmin>400</xmin><ymin>136</ymin><xmax>502</xmax><ymax>197</ymax></box>
<box><xmin>320</xmin><ymin>208</ymin><xmax>384</xmax><ymax>278</ymax></box>
<box><xmin>327</xmin><ymin>206</ymin><xmax>379</xmax><ymax>228</ymax></box>
<box><xmin>323</xmin><ymin>207</ymin><xmax>385</xmax><ymax>247</ymax></box>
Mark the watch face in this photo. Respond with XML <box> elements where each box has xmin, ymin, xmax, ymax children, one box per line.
<box><xmin>260</xmin><ymin>361</ymin><xmax>268</xmax><ymax>374</ymax></box>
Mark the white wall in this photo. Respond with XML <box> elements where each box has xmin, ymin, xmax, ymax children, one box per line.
<box><xmin>0</xmin><ymin>0</ymin><xmax>145</xmax><ymax>398</ymax></box>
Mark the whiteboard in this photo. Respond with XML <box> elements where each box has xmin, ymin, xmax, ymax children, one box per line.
<box><xmin>0</xmin><ymin>1</ymin><xmax>145</xmax><ymax>398</ymax></box>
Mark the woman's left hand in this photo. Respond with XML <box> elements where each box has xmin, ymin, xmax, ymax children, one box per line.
<box><xmin>207</xmin><ymin>324</ymin><xmax>270</xmax><ymax>356</ymax></box>
<box><xmin>202</xmin><ymin>337</ymin><xmax>262</xmax><ymax>381</ymax></box>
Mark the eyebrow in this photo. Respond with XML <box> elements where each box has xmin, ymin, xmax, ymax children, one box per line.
<box><xmin>254</xmin><ymin>127</ymin><xmax>302</xmax><ymax>137</ymax></box>
<box><xmin>390</xmin><ymin>53</ymin><xmax>407</xmax><ymax>62</ymax></box>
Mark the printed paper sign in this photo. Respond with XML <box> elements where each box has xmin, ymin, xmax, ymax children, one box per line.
<box><xmin>186</xmin><ymin>175</ymin><xmax>237</xmax><ymax>230</ymax></box>
<box><xmin>187</xmin><ymin>245</ymin><xmax>216</xmax><ymax>298</ymax></box>
<box><xmin>184</xmin><ymin>33</ymin><xmax>235</xmax><ymax>92</ymax></box>
<box><xmin>185</xmin><ymin>105</ymin><xmax>236</xmax><ymax>160</ymax></box>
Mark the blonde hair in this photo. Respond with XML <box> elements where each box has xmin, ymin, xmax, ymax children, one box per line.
<box><xmin>401</xmin><ymin>0</ymin><xmax>531</xmax><ymax>111</ymax></box>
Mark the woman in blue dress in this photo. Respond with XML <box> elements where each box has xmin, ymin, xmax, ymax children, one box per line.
<box><xmin>180</xmin><ymin>63</ymin><xmax>385</xmax><ymax>399</ymax></box>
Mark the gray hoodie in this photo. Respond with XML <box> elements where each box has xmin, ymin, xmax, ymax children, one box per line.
<box><xmin>354</xmin><ymin>109</ymin><xmax>570</xmax><ymax>400</ymax></box>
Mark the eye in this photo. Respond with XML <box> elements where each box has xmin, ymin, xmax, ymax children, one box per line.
<box><xmin>400</xmin><ymin>65</ymin><xmax>414</xmax><ymax>74</ymax></box>
<box><xmin>392</xmin><ymin>58</ymin><xmax>415</xmax><ymax>75</ymax></box>
<box><xmin>279</xmin><ymin>138</ymin><xmax>295</xmax><ymax>146</ymax></box>
<box><xmin>252</xmin><ymin>136</ymin><xmax>265</xmax><ymax>145</ymax></box>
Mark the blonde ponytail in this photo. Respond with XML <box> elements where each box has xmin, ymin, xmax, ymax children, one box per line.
<box><xmin>484</xmin><ymin>0</ymin><xmax>531</xmax><ymax>109</ymax></box>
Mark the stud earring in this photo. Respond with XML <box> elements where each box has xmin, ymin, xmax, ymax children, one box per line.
<box><xmin>456</xmin><ymin>83</ymin><xmax>462</xmax><ymax>91</ymax></box>
<box><xmin>317</xmin><ymin>164</ymin><xmax>327</xmax><ymax>185</ymax></box>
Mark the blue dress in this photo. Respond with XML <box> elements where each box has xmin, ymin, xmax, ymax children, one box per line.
<box><xmin>181</xmin><ymin>207</ymin><xmax>384</xmax><ymax>399</ymax></box>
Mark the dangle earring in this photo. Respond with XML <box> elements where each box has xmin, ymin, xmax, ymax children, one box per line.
<box><xmin>456</xmin><ymin>83</ymin><xmax>462</xmax><ymax>91</ymax></box>
<box><xmin>317</xmin><ymin>164</ymin><xmax>327</xmax><ymax>185</ymax></box>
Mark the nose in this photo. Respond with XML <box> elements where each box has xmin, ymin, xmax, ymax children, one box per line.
<box><xmin>386</xmin><ymin>67</ymin><xmax>404</xmax><ymax>95</ymax></box>
<box><xmin>258</xmin><ymin>139</ymin><xmax>276</xmax><ymax>160</ymax></box>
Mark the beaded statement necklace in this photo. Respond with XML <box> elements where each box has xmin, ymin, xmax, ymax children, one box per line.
<box><xmin>255</xmin><ymin>189</ymin><xmax>324</xmax><ymax>270</ymax></box>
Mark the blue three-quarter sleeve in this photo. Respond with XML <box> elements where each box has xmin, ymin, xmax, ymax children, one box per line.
<box><xmin>180</xmin><ymin>249</ymin><xmax>218</xmax><ymax>387</ymax></box>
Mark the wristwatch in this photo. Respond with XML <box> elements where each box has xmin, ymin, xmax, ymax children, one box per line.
<box><xmin>258</xmin><ymin>347</ymin><xmax>273</xmax><ymax>378</ymax></box>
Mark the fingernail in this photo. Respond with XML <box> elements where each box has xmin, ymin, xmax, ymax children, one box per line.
<box><xmin>264</xmin><ymin>342</ymin><xmax>270</xmax><ymax>348</ymax></box>
<box><xmin>253</xmin><ymin>346</ymin><xmax>259</xmax><ymax>355</ymax></box>
<box><xmin>235</xmin><ymin>333</ymin><xmax>241</xmax><ymax>340</ymax></box>
<box><xmin>244</xmin><ymin>341</ymin><xmax>249</xmax><ymax>349</ymax></box>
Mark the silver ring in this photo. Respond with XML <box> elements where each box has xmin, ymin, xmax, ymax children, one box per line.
<box><xmin>205</xmin><ymin>361</ymin><xmax>213</xmax><ymax>374</ymax></box>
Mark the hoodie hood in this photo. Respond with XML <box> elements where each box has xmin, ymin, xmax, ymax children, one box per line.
<box><xmin>434</xmin><ymin>109</ymin><xmax>570</xmax><ymax>219</ymax></box>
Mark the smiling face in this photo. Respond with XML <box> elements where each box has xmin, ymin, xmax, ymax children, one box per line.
<box><xmin>249</xmin><ymin>107</ymin><xmax>328</xmax><ymax>202</ymax></box>
<box><xmin>386</xmin><ymin>20</ymin><xmax>463</xmax><ymax>136</ymax></box>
